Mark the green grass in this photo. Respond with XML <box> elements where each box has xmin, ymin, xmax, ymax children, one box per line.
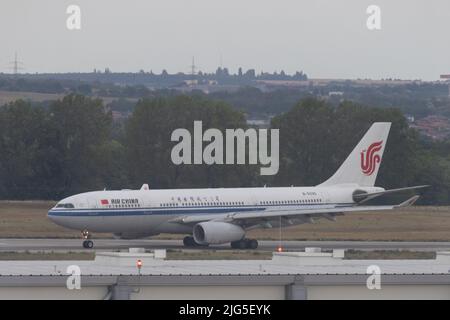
<box><xmin>166</xmin><ymin>249</ymin><xmax>272</xmax><ymax>260</ymax></box>
<box><xmin>344</xmin><ymin>249</ymin><xmax>436</xmax><ymax>260</ymax></box>
<box><xmin>0</xmin><ymin>249</ymin><xmax>437</xmax><ymax>261</ymax></box>
<box><xmin>0</xmin><ymin>251</ymin><xmax>95</xmax><ymax>260</ymax></box>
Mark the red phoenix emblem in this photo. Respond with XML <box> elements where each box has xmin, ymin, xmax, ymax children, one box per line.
<box><xmin>360</xmin><ymin>141</ymin><xmax>383</xmax><ymax>176</ymax></box>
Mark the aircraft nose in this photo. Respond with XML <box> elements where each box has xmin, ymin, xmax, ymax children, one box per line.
<box><xmin>47</xmin><ymin>208</ymin><xmax>68</xmax><ymax>227</ymax></box>
<box><xmin>47</xmin><ymin>209</ymin><xmax>56</xmax><ymax>222</ymax></box>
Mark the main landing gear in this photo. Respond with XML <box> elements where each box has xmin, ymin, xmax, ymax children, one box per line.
<box><xmin>231</xmin><ymin>239</ymin><xmax>258</xmax><ymax>250</ymax></box>
<box><xmin>81</xmin><ymin>230</ymin><xmax>94</xmax><ymax>249</ymax></box>
<box><xmin>182</xmin><ymin>236</ymin><xmax>258</xmax><ymax>249</ymax></box>
<box><xmin>183</xmin><ymin>236</ymin><xmax>209</xmax><ymax>247</ymax></box>
<box><xmin>183</xmin><ymin>236</ymin><xmax>196</xmax><ymax>247</ymax></box>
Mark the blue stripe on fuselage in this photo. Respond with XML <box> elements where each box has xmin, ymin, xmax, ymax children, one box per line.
<box><xmin>47</xmin><ymin>204</ymin><xmax>350</xmax><ymax>217</ymax></box>
<box><xmin>48</xmin><ymin>206</ymin><xmax>262</xmax><ymax>217</ymax></box>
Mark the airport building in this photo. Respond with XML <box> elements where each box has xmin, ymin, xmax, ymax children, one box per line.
<box><xmin>1</xmin><ymin>248</ymin><xmax>450</xmax><ymax>300</ymax></box>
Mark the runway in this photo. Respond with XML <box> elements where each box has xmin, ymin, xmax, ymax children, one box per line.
<box><xmin>1</xmin><ymin>238</ymin><xmax>450</xmax><ymax>252</ymax></box>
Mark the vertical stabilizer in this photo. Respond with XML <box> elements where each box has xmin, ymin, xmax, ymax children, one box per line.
<box><xmin>319</xmin><ymin>122</ymin><xmax>391</xmax><ymax>187</ymax></box>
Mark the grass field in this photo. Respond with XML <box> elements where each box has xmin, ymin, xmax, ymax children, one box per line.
<box><xmin>0</xmin><ymin>249</ymin><xmax>434</xmax><ymax>261</ymax></box>
<box><xmin>165</xmin><ymin>249</ymin><xmax>435</xmax><ymax>260</ymax></box>
<box><xmin>0</xmin><ymin>251</ymin><xmax>95</xmax><ymax>261</ymax></box>
<box><xmin>166</xmin><ymin>249</ymin><xmax>272</xmax><ymax>260</ymax></box>
<box><xmin>1</xmin><ymin>201</ymin><xmax>450</xmax><ymax>241</ymax></box>
<box><xmin>247</xmin><ymin>205</ymin><xmax>450</xmax><ymax>241</ymax></box>
<box><xmin>0</xmin><ymin>91</ymin><xmax>65</xmax><ymax>106</ymax></box>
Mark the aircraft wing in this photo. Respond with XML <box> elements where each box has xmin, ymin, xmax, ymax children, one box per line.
<box><xmin>171</xmin><ymin>195</ymin><xmax>420</xmax><ymax>226</ymax></box>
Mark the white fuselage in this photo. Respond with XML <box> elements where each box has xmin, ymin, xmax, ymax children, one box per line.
<box><xmin>47</xmin><ymin>185</ymin><xmax>382</xmax><ymax>239</ymax></box>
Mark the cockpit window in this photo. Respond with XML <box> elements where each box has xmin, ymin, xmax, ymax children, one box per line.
<box><xmin>55</xmin><ymin>203</ymin><xmax>75</xmax><ymax>208</ymax></box>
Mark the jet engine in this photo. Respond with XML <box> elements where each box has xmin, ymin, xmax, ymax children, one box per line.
<box><xmin>193</xmin><ymin>222</ymin><xmax>245</xmax><ymax>245</ymax></box>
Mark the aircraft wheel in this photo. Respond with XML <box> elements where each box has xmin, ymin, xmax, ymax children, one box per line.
<box><xmin>248</xmin><ymin>239</ymin><xmax>258</xmax><ymax>249</ymax></box>
<box><xmin>183</xmin><ymin>236</ymin><xmax>197</xmax><ymax>247</ymax></box>
<box><xmin>83</xmin><ymin>240</ymin><xmax>94</xmax><ymax>249</ymax></box>
<box><xmin>231</xmin><ymin>239</ymin><xmax>258</xmax><ymax>250</ymax></box>
<box><xmin>239</xmin><ymin>240</ymin><xmax>248</xmax><ymax>249</ymax></box>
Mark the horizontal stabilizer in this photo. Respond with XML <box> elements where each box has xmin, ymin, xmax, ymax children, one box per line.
<box><xmin>355</xmin><ymin>185</ymin><xmax>429</xmax><ymax>203</ymax></box>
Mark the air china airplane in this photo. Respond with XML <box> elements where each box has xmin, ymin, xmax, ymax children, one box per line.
<box><xmin>48</xmin><ymin>122</ymin><xmax>427</xmax><ymax>249</ymax></box>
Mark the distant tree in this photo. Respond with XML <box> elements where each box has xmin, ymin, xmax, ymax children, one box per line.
<box><xmin>271</xmin><ymin>98</ymin><xmax>335</xmax><ymax>186</ymax></box>
<box><xmin>125</xmin><ymin>95</ymin><xmax>258</xmax><ymax>189</ymax></box>
<box><xmin>269</xmin><ymin>98</ymin><xmax>448</xmax><ymax>205</ymax></box>
<box><xmin>77</xmin><ymin>83</ymin><xmax>92</xmax><ymax>95</ymax></box>
<box><xmin>244</xmin><ymin>69</ymin><xmax>256</xmax><ymax>79</ymax></box>
<box><xmin>44</xmin><ymin>94</ymin><xmax>114</xmax><ymax>197</ymax></box>
<box><xmin>0</xmin><ymin>101</ymin><xmax>48</xmax><ymax>198</ymax></box>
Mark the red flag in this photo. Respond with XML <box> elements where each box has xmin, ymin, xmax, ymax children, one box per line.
<box><xmin>101</xmin><ymin>199</ymin><xmax>109</xmax><ymax>205</ymax></box>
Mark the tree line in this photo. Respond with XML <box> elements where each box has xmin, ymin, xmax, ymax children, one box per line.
<box><xmin>0</xmin><ymin>94</ymin><xmax>448</xmax><ymax>204</ymax></box>
<box><xmin>0</xmin><ymin>67</ymin><xmax>307</xmax><ymax>92</ymax></box>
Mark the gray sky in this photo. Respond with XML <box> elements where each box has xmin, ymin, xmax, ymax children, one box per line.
<box><xmin>1</xmin><ymin>0</ymin><xmax>449</xmax><ymax>80</ymax></box>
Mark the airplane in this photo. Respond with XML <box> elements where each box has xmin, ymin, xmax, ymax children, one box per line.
<box><xmin>47</xmin><ymin>122</ymin><xmax>428</xmax><ymax>249</ymax></box>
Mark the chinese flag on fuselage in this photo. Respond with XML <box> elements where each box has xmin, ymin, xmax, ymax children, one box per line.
<box><xmin>101</xmin><ymin>199</ymin><xmax>109</xmax><ymax>205</ymax></box>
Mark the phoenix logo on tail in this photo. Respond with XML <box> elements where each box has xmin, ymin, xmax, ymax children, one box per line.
<box><xmin>361</xmin><ymin>141</ymin><xmax>383</xmax><ymax>176</ymax></box>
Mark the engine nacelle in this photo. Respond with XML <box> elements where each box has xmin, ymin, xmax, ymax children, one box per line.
<box><xmin>352</xmin><ymin>189</ymin><xmax>369</xmax><ymax>203</ymax></box>
<box><xmin>352</xmin><ymin>186</ymin><xmax>385</xmax><ymax>203</ymax></box>
<box><xmin>193</xmin><ymin>222</ymin><xmax>245</xmax><ymax>245</ymax></box>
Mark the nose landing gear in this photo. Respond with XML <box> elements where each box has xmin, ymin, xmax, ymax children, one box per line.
<box><xmin>81</xmin><ymin>230</ymin><xmax>94</xmax><ymax>249</ymax></box>
<box><xmin>83</xmin><ymin>240</ymin><xmax>94</xmax><ymax>249</ymax></box>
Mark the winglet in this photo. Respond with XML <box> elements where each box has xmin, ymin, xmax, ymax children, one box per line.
<box><xmin>396</xmin><ymin>195</ymin><xmax>420</xmax><ymax>208</ymax></box>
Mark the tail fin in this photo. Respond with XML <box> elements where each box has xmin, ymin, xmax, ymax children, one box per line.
<box><xmin>319</xmin><ymin>122</ymin><xmax>391</xmax><ymax>187</ymax></box>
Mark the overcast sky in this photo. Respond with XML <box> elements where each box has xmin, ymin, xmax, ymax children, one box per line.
<box><xmin>1</xmin><ymin>0</ymin><xmax>449</xmax><ymax>80</ymax></box>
